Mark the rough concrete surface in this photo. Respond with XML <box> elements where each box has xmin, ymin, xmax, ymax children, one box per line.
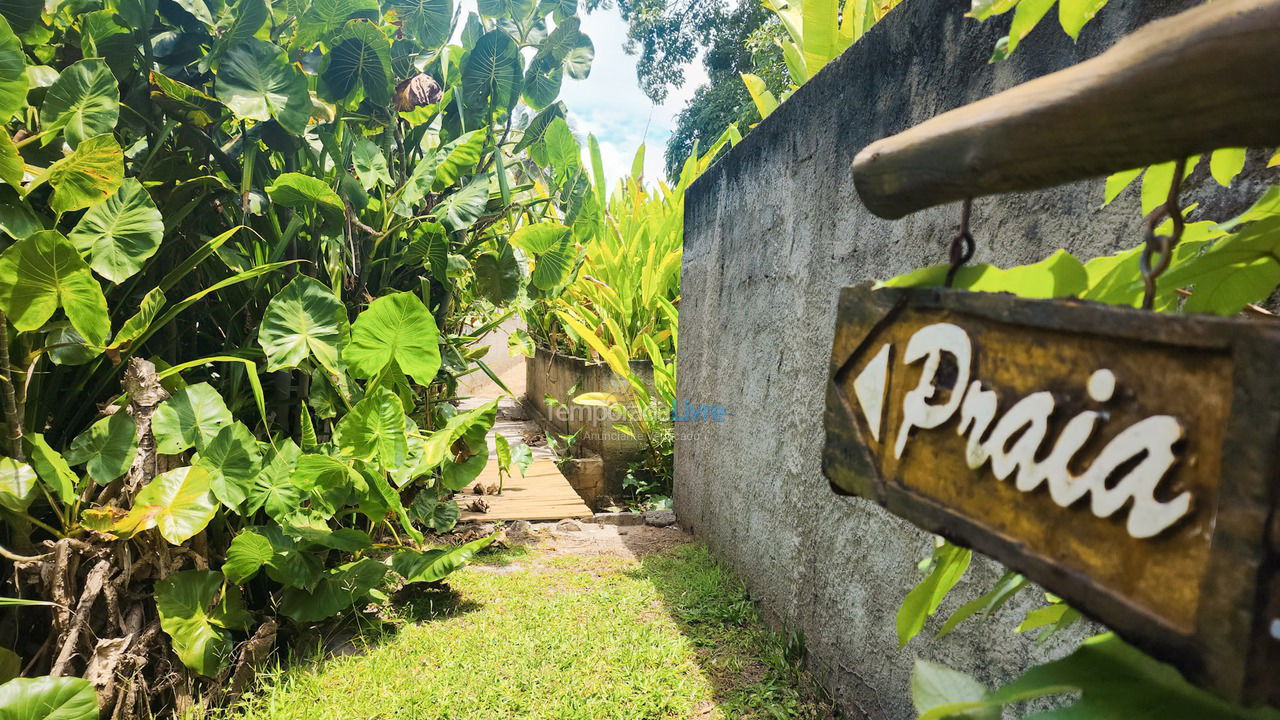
<box><xmin>674</xmin><ymin>1</ymin><xmax>1274</xmax><ymax>718</ymax></box>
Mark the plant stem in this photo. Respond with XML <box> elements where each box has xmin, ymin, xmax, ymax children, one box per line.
<box><xmin>0</xmin><ymin>312</ymin><xmax>23</xmax><ymax>459</ymax></box>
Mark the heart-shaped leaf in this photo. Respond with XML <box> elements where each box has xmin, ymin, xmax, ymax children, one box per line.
<box><xmin>351</xmin><ymin>137</ymin><xmax>392</xmax><ymax>189</ymax></box>
<box><xmin>215</xmin><ymin>38</ymin><xmax>310</xmax><ymax>134</ymax></box>
<box><xmin>39</xmin><ymin>59</ymin><xmax>119</xmax><ymax>148</ymax></box>
<box><xmin>152</xmin><ymin>382</ymin><xmax>234</xmax><ymax>454</ymax></box>
<box><xmin>265</xmin><ymin>172</ymin><xmax>345</xmax><ymax>219</ymax></box>
<box><xmin>342</xmin><ymin>292</ymin><xmax>441</xmax><ymax>385</ymax></box>
<box><xmin>194</xmin><ymin>422</ymin><xmax>262</xmax><ymax>510</ymax></box>
<box><xmin>388</xmin><ymin>0</ymin><xmax>453</xmax><ymax>48</ymax></box>
<box><xmin>245</xmin><ymin>439</ymin><xmax>303</xmax><ymax>519</ymax></box>
<box><xmin>319</xmin><ymin>19</ymin><xmax>392</xmax><ymax>107</ymax></box>
<box><xmin>0</xmin><ymin>230</ymin><xmax>110</xmax><ymax>345</ymax></box>
<box><xmin>222</xmin><ymin>530</ymin><xmax>273</xmax><ymax>584</ymax></box>
<box><xmin>65</xmin><ymin>411</ymin><xmax>137</xmax><ymax>485</ymax></box>
<box><xmin>0</xmin><ymin>676</ymin><xmax>98</xmax><ymax>720</ymax></box>
<box><xmin>474</xmin><ymin>242</ymin><xmax>521</xmax><ymax>303</ymax></box>
<box><xmin>129</xmin><ymin>465</ymin><xmax>218</xmax><ymax>545</ymax></box>
<box><xmin>335</xmin><ymin>385</ymin><xmax>407</xmax><ymax>472</ymax></box>
<box><xmin>433</xmin><ymin>174</ymin><xmax>490</xmax><ymax>231</ymax></box>
<box><xmin>68</xmin><ymin>178</ymin><xmax>164</xmax><ymax>284</ymax></box>
<box><xmin>155</xmin><ymin>570</ymin><xmax>251</xmax><ymax>677</ymax></box>
<box><xmin>460</xmin><ymin>29</ymin><xmax>521</xmax><ymax>121</ymax></box>
<box><xmin>41</xmin><ymin>134</ymin><xmax>124</xmax><ymax>214</ymax></box>
<box><xmin>258</xmin><ymin>275</ymin><xmax>349</xmax><ymax>375</ymax></box>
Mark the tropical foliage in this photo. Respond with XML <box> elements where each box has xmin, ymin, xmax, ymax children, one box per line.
<box><xmin>0</xmin><ymin>0</ymin><xmax>596</xmax><ymax>716</ymax></box>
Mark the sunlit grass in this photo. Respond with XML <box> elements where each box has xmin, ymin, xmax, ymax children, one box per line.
<box><xmin>210</xmin><ymin>544</ymin><xmax>831</xmax><ymax>720</ymax></box>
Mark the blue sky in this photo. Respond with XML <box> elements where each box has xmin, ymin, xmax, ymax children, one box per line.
<box><xmin>557</xmin><ymin>8</ymin><xmax>707</xmax><ymax>186</ymax></box>
<box><xmin>455</xmin><ymin>2</ymin><xmax>707</xmax><ymax>186</ymax></box>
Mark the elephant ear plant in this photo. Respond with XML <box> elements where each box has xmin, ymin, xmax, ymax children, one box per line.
<box><xmin>515</xmin><ymin>123</ymin><xmax>738</xmax><ymax>507</ymax></box>
<box><xmin>0</xmin><ymin>0</ymin><xmax>594</xmax><ymax>717</ymax></box>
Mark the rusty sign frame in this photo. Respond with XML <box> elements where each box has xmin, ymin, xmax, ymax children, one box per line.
<box><xmin>822</xmin><ymin>283</ymin><xmax>1280</xmax><ymax>705</ymax></box>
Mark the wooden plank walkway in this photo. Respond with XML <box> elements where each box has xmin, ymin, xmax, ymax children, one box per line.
<box><xmin>456</xmin><ymin>456</ymin><xmax>592</xmax><ymax>522</ymax></box>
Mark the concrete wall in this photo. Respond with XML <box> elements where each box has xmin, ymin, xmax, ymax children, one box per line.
<box><xmin>674</xmin><ymin>1</ymin><xmax>1274</xmax><ymax>718</ymax></box>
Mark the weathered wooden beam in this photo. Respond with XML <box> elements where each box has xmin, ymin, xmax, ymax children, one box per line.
<box><xmin>852</xmin><ymin>0</ymin><xmax>1280</xmax><ymax>220</ymax></box>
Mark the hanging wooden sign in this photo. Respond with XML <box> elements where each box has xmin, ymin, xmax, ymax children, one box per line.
<box><xmin>823</xmin><ymin>283</ymin><xmax>1280</xmax><ymax>705</ymax></box>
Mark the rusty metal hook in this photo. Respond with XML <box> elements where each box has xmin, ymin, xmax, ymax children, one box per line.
<box><xmin>944</xmin><ymin>198</ymin><xmax>976</xmax><ymax>288</ymax></box>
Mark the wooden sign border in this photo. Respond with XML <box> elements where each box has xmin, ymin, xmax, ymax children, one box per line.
<box><xmin>822</xmin><ymin>283</ymin><xmax>1280</xmax><ymax>704</ymax></box>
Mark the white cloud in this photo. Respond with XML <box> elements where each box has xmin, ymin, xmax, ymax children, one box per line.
<box><xmin>450</xmin><ymin>2</ymin><xmax>707</xmax><ymax>187</ymax></box>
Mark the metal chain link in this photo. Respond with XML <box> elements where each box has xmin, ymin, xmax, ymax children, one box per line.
<box><xmin>1139</xmin><ymin>157</ymin><xmax>1188</xmax><ymax>310</ymax></box>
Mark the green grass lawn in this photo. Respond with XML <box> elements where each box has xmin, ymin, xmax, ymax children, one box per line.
<box><xmin>212</xmin><ymin>543</ymin><xmax>834</xmax><ymax>720</ymax></box>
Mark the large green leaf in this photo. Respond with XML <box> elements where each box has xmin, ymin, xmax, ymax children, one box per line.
<box><xmin>0</xmin><ymin>132</ymin><xmax>22</xmax><ymax>190</ymax></box>
<box><xmin>0</xmin><ymin>17</ymin><xmax>26</xmax><ymax>122</ymax></box>
<box><xmin>289</xmin><ymin>453</ymin><xmax>358</xmax><ymax>516</ymax></box>
<box><xmin>391</xmin><ymin>535</ymin><xmax>494</xmax><ymax>584</ymax></box>
<box><xmin>342</xmin><ymin>292</ymin><xmax>441</xmax><ymax>385</ymax></box>
<box><xmin>510</xmin><ymin>221</ymin><xmax>572</xmax><ymax>290</ymax></box>
<box><xmin>297</xmin><ymin>0</ymin><xmax>379</xmax><ymax>45</ymax></box>
<box><xmin>258</xmin><ymin>275</ymin><xmax>349</xmax><ymax>375</ymax></box>
<box><xmin>319</xmin><ymin>19</ymin><xmax>392</xmax><ymax>107</ymax></box>
<box><xmin>65</xmin><ymin>411</ymin><xmax>137</xmax><ymax>485</ymax></box>
<box><xmin>41</xmin><ymin>134</ymin><xmax>124</xmax><ymax>214</ymax></box>
<box><xmin>67</xmin><ymin>178</ymin><xmax>163</xmax><ymax>284</ymax></box>
<box><xmin>266</xmin><ymin>172</ymin><xmax>345</xmax><ymax>219</ymax></box>
<box><xmin>151</xmin><ymin>382</ymin><xmax>234</xmax><ymax>454</ymax></box>
<box><xmin>335</xmin><ymin>385</ymin><xmax>407</xmax><ymax>472</ymax></box>
<box><xmin>39</xmin><ymin>59</ymin><xmax>118</xmax><ymax>149</ymax></box>
<box><xmin>0</xmin><ymin>230</ymin><xmax>110</xmax><ymax>346</ymax></box>
<box><xmin>0</xmin><ymin>676</ymin><xmax>98</xmax><ymax>720</ymax></box>
<box><xmin>537</xmin><ymin>16</ymin><xmax>592</xmax><ymax>80</ymax></box>
<box><xmin>215</xmin><ymin>38</ymin><xmax>310</xmax><ymax>134</ymax></box>
<box><xmin>193</xmin><ymin>422</ymin><xmax>262</xmax><ymax>510</ymax></box>
<box><xmin>107</xmin><ymin>287</ymin><xmax>166</xmax><ymax>351</ymax></box>
<box><xmin>915</xmin><ymin>634</ymin><xmax>1280</xmax><ymax>720</ymax></box>
<box><xmin>474</xmin><ymin>242</ymin><xmax>520</xmax><ymax>303</ymax></box>
<box><xmin>25</xmin><ymin>434</ymin><xmax>77</xmax><ymax>505</ymax></box>
<box><xmin>460</xmin><ymin>30</ymin><xmax>521</xmax><ymax>120</ymax></box>
<box><xmin>244</xmin><ymin>439</ymin><xmax>303</xmax><ymax>519</ymax></box>
<box><xmin>277</xmin><ymin>557</ymin><xmax>386</xmax><ymax>623</ymax></box>
<box><xmin>155</xmin><ymin>570</ymin><xmax>251</xmax><ymax>678</ymax></box>
<box><xmin>205</xmin><ymin>0</ymin><xmax>269</xmax><ymax>70</ymax></box>
<box><xmin>0</xmin><ymin>457</ymin><xmax>37</xmax><ymax>513</ymax></box>
<box><xmin>911</xmin><ymin>660</ymin><xmax>999</xmax><ymax>720</ymax></box>
<box><xmin>150</xmin><ymin>71</ymin><xmax>224</xmax><ymax>127</ymax></box>
<box><xmin>432</xmin><ymin>129</ymin><xmax>484</xmax><ymax>190</ymax></box>
<box><xmin>351</xmin><ymin>137</ymin><xmax>392</xmax><ymax>189</ymax></box>
<box><xmin>433</xmin><ymin>174</ymin><xmax>490</xmax><ymax>231</ymax></box>
<box><xmin>388</xmin><ymin>0</ymin><xmax>453</xmax><ymax>48</ymax></box>
<box><xmin>128</xmin><ymin>466</ymin><xmax>218</xmax><ymax>545</ymax></box>
<box><xmin>222</xmin><ymin>530</ymin><xmax>273</xmax><ymax>584</ymax></box>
